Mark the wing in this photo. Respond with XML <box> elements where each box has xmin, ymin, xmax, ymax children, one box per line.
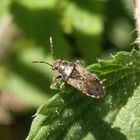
<box><xmin>67</xmin><ymin>78</ymin><xmax>88</xmax><ymax>94</ymax></box>
<box><xmin>67</xmin><ymin>73</ymin><xmax>104</xmax><ymax>98</ymax></box>
<box><xmin>84</xmin><ymin>73</ymin><xmax>104</xmax><ymax>98</ymax></box>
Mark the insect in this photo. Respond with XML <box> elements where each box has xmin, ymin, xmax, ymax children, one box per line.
<box><xmin>33</xmin><ymin>37</ymin><xmax>104</xmax><ymax>98</ymax></box>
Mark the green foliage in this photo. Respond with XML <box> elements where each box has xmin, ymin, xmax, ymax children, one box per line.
<box><xmin>9</xmin><ymin>0</ymin><xmax>105</xmax><ymax>63</ymax></box>
<box><xmin>26</xmin><ymin>50</ymin><xmax>140</xmax><ymax>140</ymax></box>
<box><xmin>0</xmin><ymin>0</ymin><xmax>138</xmax><ymax>140</ymax></box>
<box><xmin>3</xmin><ymin>0</ymin><xmax>134</xmax><ymax>107</ymax></box>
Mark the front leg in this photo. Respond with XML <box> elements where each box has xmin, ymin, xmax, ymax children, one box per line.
<box><xmin>52</xmin><ymin>75</ymin><xmax>62</xmax><ymax>84</ymax></box>
<box><xmin>51</xmin><ymin>75</ymin><xmax>66</xmax><ymax>90</ymax></box>
<box><xmin>60</xmin><ymin>81</ymin><xmax>66</xmax><ymax>89</ymax></box>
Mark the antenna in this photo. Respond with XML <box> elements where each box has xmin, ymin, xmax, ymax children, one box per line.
<box><xmin>32</xmin><ymin>37</ymin><xmax>54</xmax><ymax>67</ymax></box>
<box><xmin>50</xmin><ymin>36</ymin><xmax>54</xmax><ymax>60</ymax></box>
<box><xmin>32</xmin><ymin>61</ymin><xmax>52</xmax><ymax>67</ymax></box>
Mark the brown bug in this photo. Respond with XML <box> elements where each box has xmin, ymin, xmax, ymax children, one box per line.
<box><xmin>33</xmin><ymin>37</ymin><xmax>104</xmax><ymax>98</ymax></box>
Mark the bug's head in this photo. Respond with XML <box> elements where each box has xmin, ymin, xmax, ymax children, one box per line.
<box><xmin>52</xmin><ymin>59</ymin><xmax>61</xmax><ymax>70</ymax></box>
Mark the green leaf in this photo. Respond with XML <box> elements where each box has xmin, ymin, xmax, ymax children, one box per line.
<box><xmin>26</xmin><ymin>50</ymin><xmax>140</xmax><ymax>140</ymax></box>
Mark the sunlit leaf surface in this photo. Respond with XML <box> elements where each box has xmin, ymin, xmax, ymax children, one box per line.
<box><xmin>27</xmin><ymin>50</ymin><xmax>140</xmax><ymax>140</ymax></box>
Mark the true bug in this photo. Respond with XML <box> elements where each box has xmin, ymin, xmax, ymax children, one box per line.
<box><xmin>33</xmin><ymin>37</ymin><xmax>104</xmax><ymax>98</ymax></box>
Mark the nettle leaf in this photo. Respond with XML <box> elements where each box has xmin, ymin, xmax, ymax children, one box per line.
<box><xmin>26</xmin><ymin>50</ymin><xmax>140</xmax><ymax>140</ymax></box>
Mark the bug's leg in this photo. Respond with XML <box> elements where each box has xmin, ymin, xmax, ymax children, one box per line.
<box><xmin>75</xmin><ymin>60</ymin><xmax>84</xmax><ymax>65</ymax></box>
<box><xmin>52</xmin><ymin>75</ymin><xmax>66</xmax><ymax>90</ymax></box>
<box><xmin>52</xmin><ymin>75</ymin><xmax>62</xmax><ymax>84</ymax></box>
<box><xmin>75</xmin><ymin>60</ymin><xmax>81</xmax><ymax>65</ymax></box>
<box><xmin>51</xmin><ymin>75</ymin><xmax>64</xmax><ymax>90</ymax></box>
<box><xmin>60</xmin><ymin>81</ymin><xmax>66</xmax><ymax>89</ymax></box>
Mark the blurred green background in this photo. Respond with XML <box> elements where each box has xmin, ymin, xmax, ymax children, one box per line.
<box><xmin>0</xmin><ymin>0</ymin><xmax>136</xmax><ymax>139</ymax></box>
